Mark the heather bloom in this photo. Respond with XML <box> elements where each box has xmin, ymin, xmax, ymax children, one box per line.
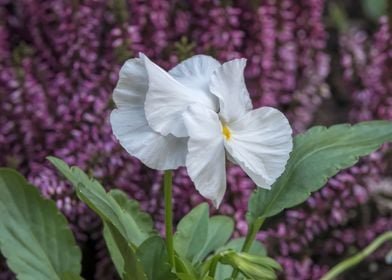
<box><xmin>144</xmin><ymin>56</ymin><xmax>293</xmax><ymax>207</ymax></box>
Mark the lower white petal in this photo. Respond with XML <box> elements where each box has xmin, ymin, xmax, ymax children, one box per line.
<box><xmin>141</xmin><ymin>54</ymin><xmax>218</xmax><ymax>138</ymax></box>
<box><xmin>183</xmin><ymin>105</ymin><xmax>226</xmax><ymax>207</ymax></box>
<box><xmin>225</xmin><ymin>107</ymin><xmax>293</xmax><ymax>189</ymax></box>
<box><xmin>110</xmin><ymin>108</ymin><xmax>187</xmax><ymax>170</ymax></box>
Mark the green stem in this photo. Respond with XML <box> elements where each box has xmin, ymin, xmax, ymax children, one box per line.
<box><xmin>164</xmin><ymin>170</ymin><xmax>175</xmax><ymax>269</ymax></box>
<box><xmin>242</xmin><ymin>218</ymin><xmax>265</xmax><ymax>253</ymax></box>
<box><xmin>320</xmin><ymin>231</ymin><xmax>392</xmax><ymax>280</ymax></box>
<box><xmin>231</xmin><ymin>217</ymin><xmax>265</xmax><ymax>278</ymax></box>
<box><xmin>208</xmin><ymin>255</ymin><xmax>221</xmax><ymax>278</ymax></box>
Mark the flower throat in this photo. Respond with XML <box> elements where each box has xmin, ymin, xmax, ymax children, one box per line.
<box><xmin>222</xmin><ymin>125</ymin><xmax>231</xmax><ymax>140</ymax></box>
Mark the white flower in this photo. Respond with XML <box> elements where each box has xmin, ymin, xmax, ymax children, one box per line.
<box><xmin>144</xmin><ymin>57</ymin><xmax>293</xmax><ymax>207</ymax></box>
<box><xmin>110</xmin><ymin>53</ymin><xmax>220</xmax><ymax>170</ymax></box>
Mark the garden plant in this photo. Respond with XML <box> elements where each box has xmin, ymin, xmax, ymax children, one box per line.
<box><xmin>1</xmin><ymin>53</ymin><xmax>392</xmax><ymax>280</ymax></box>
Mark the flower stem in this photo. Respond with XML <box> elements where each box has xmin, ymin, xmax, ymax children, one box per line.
<box><xmin>231</xmin><ymin>217</ymin><xmax>265</xmax><ymax>277</ymax></box>
<box><xmin>320</xmin><ymin>231</ymin><xmax>392</xmax><ymax>280</ymax></box>
<box><xmin>164</xmin><ymin>170</ymin><xmax>175</xmax><ymax>269</ymax></box>
<box><xmin>208</xmin><ymin>254</ymin><xmax>221</xmax><ymax>278</ymax></box>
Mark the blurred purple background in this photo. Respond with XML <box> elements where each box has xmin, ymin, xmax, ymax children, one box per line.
<box><xmin>0</xmin><ymin>0</ymin><xmax>391</xmax><ymax>279</ymax></box>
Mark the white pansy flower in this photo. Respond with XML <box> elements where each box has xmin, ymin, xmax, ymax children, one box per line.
<box><xmin>110</xmin><ymin>53</ymin><xmax>220</xmax><ymax>170</ymax></box>
<box><xmin>145</xmin><ymin>57</ymin><xmax>293</xmax><ymax>207</ymax></box>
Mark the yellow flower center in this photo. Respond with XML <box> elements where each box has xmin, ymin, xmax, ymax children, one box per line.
<box><xmin>222</xmin><ymin>125</ymin><xmax>231</xmax><ymax>140</ymax></box>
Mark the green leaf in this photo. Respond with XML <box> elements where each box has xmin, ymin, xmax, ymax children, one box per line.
<box><xmin>174</xmin><ymin>255</ymin><xmax>198</xmax><ymax>280</ymax></box>
<box><xmin>103</xmin><ymin>190</ymin><xmax>156</xmax><ymax>278</ymax></box>
<box><xmin>109</xmin><ymin>189</ymin><xmax>156</xmax><ymax>237</ymax></box>
<box><xmin>103</xmin><ymin>223</ymin><xmax>124</xmax><ymax>278</ymax></box>
<box><xmin>176</xmin><ymin>273</ymin><xmax>197</xmax><ymax>280</ymax></box>
<box><xmin>0</xmin><ymin>168</ymin><xmax>82</xmax><ymax>280</ymax></box>
<box><xmin>247</xmin><ymin>121</ymin><xmax>392</xmax><ymax>224</ymax></box>
<box><xmin>48</xmin><ymin>157</ymin><xmax>156</xmax><ymax>279</ymax></box>
<box><xmin>48</xmin><ymin>156</ymin><xmax>154</xmax><ymax>246</ymax></box>
<box><xmin>174</xmin><ymin>203</ymin><xmax>209</xmax><ymax>263</ymax></box>
<box><xmin>361</xmin><ymin>0</ymin><xmax>386</xmax><ymax>21</ymax></box>
<box><xmin>103</xmin><ymin>222</ymin><xmax>145</xmax><ymax>280</ymax></box>
<box><xmin>136</xmin><ymin>236</ymin><xmax>176</xmax><ymax>280</ymax></box>
<box><xmin>328</xmin><ymin>2</ymin><xmax>348</xmax><ymax>31</ymax></box>
<box><xmin>59</xmin><ymin>273</ymin><xmax>84</xmax><ymax>280</ymax></box>
<box><xmin>105</xmin><ymin>223</ymin><xmax>147</xmax><ymax>280</ymax></box>
<box><xmin>194</xmin><ymin>216</ymin><xmax>234</xmax><ymax>263</ymax></box>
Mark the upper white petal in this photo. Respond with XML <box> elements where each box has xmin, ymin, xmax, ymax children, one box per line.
<box><xmin>183</xmin><ymin>104</ymin><xmax>226</xmax><ymax>207</ymax></box>
<box><xmin>142</xmin><ymin>54</ymin><xmax>219</xmax><ymax>138</ymax></box>
<box><xmin>210</xmin><ymin>58</ymin><xmax>253</xmax><ymax>123</ymax></box>
<box><xmin>110</xmin><ymin>57</ymin><xmax>187</xmax><ymax>170</ymax></box>
<box><xmin>169</xmin><ymin>55</ymin><xmax>221</xmax><ymax>93</ymax></box>
<box><xmin>224</xmin><ymin>107</ymin><xmax>293</xmax><ymax>189</ymax></box>
<box><xmin>110</xmin><ymin>108</ymin><xmax>187</xmax><ymax>170</ymax></box>
<box><xmin>113</xmin><ymin>58</ymin><xmax>147</xmax><ymax>108</ymax></box>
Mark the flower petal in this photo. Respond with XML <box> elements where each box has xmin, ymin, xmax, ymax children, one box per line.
<box><xmin>210</xmin><ymin>58</ymin><xmax>253</xmax><ymax>123</ymax></box>
<box><xmin>110</xmin><ymin>108</ymin><xmax>187</xmax><ymax>170</ymax></box>
<box><xmin>224</xmin><ymin>107</ymin><xmax>293</xmax><ymax>189</ymax></box>
<box><xmin>112</xmin><ymin>57</ymin><xmax>148</xmax><ymax>108</ymax></box>
<box><xmin>142</xmin><ymin>54</ymin><xmax>218</xmax><ymax>138</ymax></box>
<box><xmin>169</xmin><ymin>55</ymin><xmax>221</xmax><ymax>93</ymax></box>
<box><xmin>183</xmin><ymin>104</ymin><xmax>226</xmax><ymax>207</ymax></box>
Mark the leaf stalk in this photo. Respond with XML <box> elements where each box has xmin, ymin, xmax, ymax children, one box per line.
<box><xmin>321</xmin><ymin>231</ymin><xmax>392</xmax><ymax>280</ymax></box>
<box><xmin>231</xmin><ymin>217</ymin><xmax>265</xmax><ymax>277</ymax></box>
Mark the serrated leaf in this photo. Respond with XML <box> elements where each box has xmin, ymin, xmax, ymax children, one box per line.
<box><xmin>0</xmin><ymin>168</ymin><xmax>82</xmax><ymax>280</ymax></box>
<box><xmin>136</xmin><ymin>236</ymin><xmax>176</xmax><ymax>280</ymax></box>
<box><xmin>103</xmin><ymin>190</ymin><xmax>156</xmax><ymax>278</ymax></box>
<box><xmin>109</xmin><ymin>189</ymin><xmax>156</xmax><ymax>237</ymax></box>
<box><xmin>105</xmin><ymin>223</ymin><xmax>147</xmax><ymax>280</ymax></box>
<box><xmin>103</xmin><ymin>190</ymin><xmax>155</xmax><ymax>279</ymax></box>
<box><xmin>174</xmin><ymin>203</ymin><xmax>209</xmax><ymax>263</ymax></box>
<box><xmin>247</xmin><ymin>121</ymin><xmax>392</xmax><ymax>224</ymax></box>
<box><xmin>103</xmin><ymin>223</ymin><xmax>124</xmax><ymax>278</ymax></box>
<box><xmin>48</xmin><ymin>157</ymin><xmax>155</xmax><ymax>280</ymax></box>
<box><xmin>48</xmin><ymin>156</ymin><xmax>154</xmax><ymax>246</ymax></box>
<box><xmin>194</xmin><ymin>216</ymin><xmax>234</xmax><ymax>263</ymax></box>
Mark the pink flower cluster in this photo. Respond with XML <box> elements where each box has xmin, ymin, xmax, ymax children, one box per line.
<box><xmin>341</xmin><ymin>17</ymin><xmax>392</xmax><ymax>122</ymax></box>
